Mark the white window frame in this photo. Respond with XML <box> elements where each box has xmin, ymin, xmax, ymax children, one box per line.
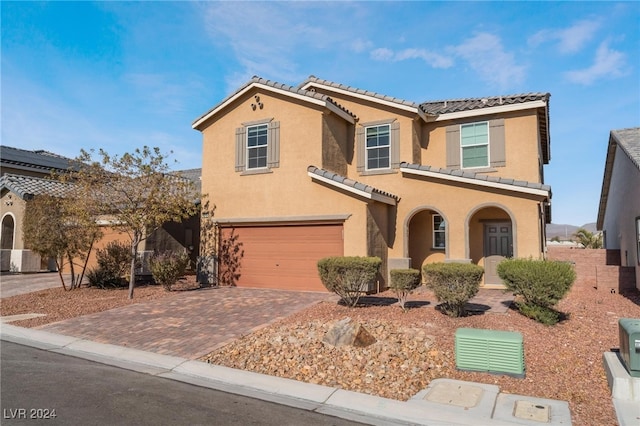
<box><xmin>460</xmin><ymin>121</ymin><xmax>490</xmax><ymax>169</ymax></box>
<box><xmin>246</xmin><ymin>123</ymin><xmax>268</xmax><ymax>170</ymax></box>
<box><xmin>365</xmin><ymin>123</ymin><xmax>391</xmax><ymax>171</ymax></box>
<box><xmin>432</xmin><ymin>214</ymin><xmax>446</xmax><ymax>249</ymax></box>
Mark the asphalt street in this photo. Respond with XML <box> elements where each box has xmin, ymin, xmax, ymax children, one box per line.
<box><xmin>0</xmin><ymin>341</ymin><xmax>363</xmax><ymax>426</ymax></box>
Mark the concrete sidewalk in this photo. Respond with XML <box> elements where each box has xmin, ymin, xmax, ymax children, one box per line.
<box><xmin>0</xmin><ymin>272</ymin><xmax>65</xmax><ymax>298</ymax></box>
<box><xmin>1</xmin><ymin>324</ymin><xmax>573</xmax><ymax>426</ymax></box>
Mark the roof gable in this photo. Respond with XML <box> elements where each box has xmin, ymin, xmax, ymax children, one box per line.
<box><xmin>192</xmin><ymin>76</ymin><xmax>356</xmax><ymax>130</ymax></box>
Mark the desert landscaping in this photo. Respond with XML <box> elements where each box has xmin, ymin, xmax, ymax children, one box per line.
<box><xmin>2</xmin><ymin>273</ymin><xmax>639</xmax><ymax>426</ymax></box>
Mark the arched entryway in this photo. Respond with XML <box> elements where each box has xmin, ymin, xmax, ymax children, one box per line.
<box><xmin>467</xmin><ymin>204</ymin><xmax>515</xmax><ymax>286</ymax></box>
<box><xmin>1</xmin><ymin>214</ymin><xmax>15</xmax><ymax>250</ymax></box>
<box><xmin>406</xmin><ymin>207</ymin><xmax>448</xmax><ymax>272</ymax></box>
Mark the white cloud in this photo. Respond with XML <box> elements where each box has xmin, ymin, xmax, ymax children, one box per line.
<box><xmin>529</xmin><ymin>19</ymin><xmax>601</xmax><ymax>54</ymax></box>
<box><xmin>452</xmin><ymin>33</ymin><xmax>526</xmax><ymax>90</ymax></box>
<box><xmin>370</xmin><ymin>47</ymin><xmax>453</xmax><ymax>69</ymax></box>
<box><xmin>351</xmin><ymin>38</ymin><xmax>373</xmax><ymax>53</ymax></box>
<box><xmin>565</xmin><ymin>40</ymin><xmax>629</xmax><ymax>85</ymax></box>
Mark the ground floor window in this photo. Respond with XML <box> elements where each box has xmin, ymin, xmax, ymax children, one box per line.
<box><xmin>433</xmin><ymin>214</ymin><xmax>446</xmax><ymax>249</ymax></box>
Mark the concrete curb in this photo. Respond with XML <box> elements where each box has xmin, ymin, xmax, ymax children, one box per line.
<box><xmin>1</xmin><ymin>324</ymin><xmax>572</xmax><ymax>425</ymax></box>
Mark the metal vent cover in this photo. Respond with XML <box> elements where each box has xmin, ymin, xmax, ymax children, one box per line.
<box><xmin>619</xmin><ymin>318</ymin><xmax>640</xmax><ymax>377</ymax></box>
<box><xmin>455</xmin><ymin>328</ymin><xmax>525</xmax><ymax>378</ymax></box>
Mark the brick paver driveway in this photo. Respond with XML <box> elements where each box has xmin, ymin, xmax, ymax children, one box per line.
<box><xmin>39</xmin><ymin>287</ymin><xmax>335</xmax><ymax>359</ymax></box>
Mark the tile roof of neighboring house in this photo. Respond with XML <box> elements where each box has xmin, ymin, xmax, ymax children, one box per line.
<box><xmin>307</xmin><ymin>166</ymin><xmax>399</xmax><ymax>205</ymax></box>
<box><xmin>299</xmin><ymin>75</ymin><xmax>420</xmax><ymax>110</ymax></box>
<box><xmin>0</xmin><ymin>145</ymin><xmax>77</xmax><ymax>174</ymax></box>
<box><xmin>597</xmin><ymin>127</ymin><xmax>640</xmax><ymax>229</ymax></box>
<box><xmin>611</xmin><ymin>127</ymin><xmax>640</xmax><ymax>170</ymax></box>
<box><xmin>0</xmin><ymin>173</ymin><xmax>72</xmax><ymax>200</ymax></box>
<box><xmin>399</xmin><ymin>162</ymin><xmax>551</xmax><ymax>195</ymax></box>
<box><xmin>192</xmin><ymin>76</ymin><xmax>356</xmax><ymax>129</ymax></box>
<box><xmin>419</xmin><ymin>93</ymin><xmax>550</xmax><ymax>115</ymax></box>
<box><xmin>175</xmin><ymin>168</ymin><xmax>202</xmax><ymax>193</ymax></box>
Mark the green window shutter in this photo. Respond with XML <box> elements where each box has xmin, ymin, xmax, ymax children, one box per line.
<box><xmin>356</xmin><ymin>127</ymin><xmax>365</xmax><ymax>172</ymax></box>
<box><xmin>391</xmin><ymin>121</ymin><xmax>400</xmax><ymax>169</ymax></box>
<box><xmin>268</xmin><ymin>121</ymin><xmax>280</xmax><ymax>168</ymax></box>
<box><xmin>446</xmin><ymin>125</ymin><xmax>461</xmax><ymax>169</ymax></box>
<box><xmin>235</xmin><ymin>127</ymin><xmax>246</xmax><ymax>172</ymax></box>
<box><xmin>489</xmin><ymin>119</ymin><xmax>506</xmax><ymax>167</ymax></box>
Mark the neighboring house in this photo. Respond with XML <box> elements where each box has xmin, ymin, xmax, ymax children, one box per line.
<box><xmin>1</xmin><ymin>146</ymin><xmax>79</xmax><ymax>272</ymax></box>
<box><xmin>0</xmin><ymin>145</ymin><xmax>202</xmax><ymax>273</ymax></box>
<box><xmin>597</xmin><ymin>127</ymin><xmax>640</xmax><ymax>290</ymax></box>
<box><xmin>192</xmin><ymin>76</ymin><xmax>552</xmax><ymax>291</ymax></box>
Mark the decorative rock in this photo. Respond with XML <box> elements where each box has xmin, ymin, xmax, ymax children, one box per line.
<box><xmin>322</xmin><ymin>317</ymin><xmax>377</xmax><ymax>347</ymax></box>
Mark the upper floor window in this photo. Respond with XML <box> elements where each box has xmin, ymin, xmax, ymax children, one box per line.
<box><xmin>461</xmin><ymin>122</ymin><xmax>489</xmax><ymax>168</ymax></box>
<box><xmin>446</xmin><ymin>118</ymin><xmax>505</xmax><ymax>170</ymax></box>
<box><xmin>247</xmin><ymin>124</ymin><xmax>268</xmax><ymax>169</ymax></box>
<box><xmin>366</xmin><ymin>124</ymin><xmax>390</xmax><ymax>170</ymax></box>
<box><xmin>433</xmin><ymin>214</ymin><xmax>446</xmax><ymax>249</ymax></box>
<box><xmin>357</xmin><ymin>119</ymin><xmax>400</xmax><ymax>175</ymax></box>
<box><xmin>235</xmin><ymin>119</ymin><xmax>280</xmax><ymax>174</ymax></box>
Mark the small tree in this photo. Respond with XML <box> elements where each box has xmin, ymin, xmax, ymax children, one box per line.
<box><xmin>23</xmin><ymin>193</ymin><xmax>101</xmax><ymax>290</ymax></box>
<box><xmin>389</xmin><ymin>269</ymin><xmax>422</xmax><ymax>311</ymax></box>
<box><xmin>573</xmin><ymin>228</ymin><xmax>603</xmax><ymax>249</ymax></box>
<box><xmin>70</xmin><ymin>147</ymin><xmax>200</xmax><ymax>299</ymax></box>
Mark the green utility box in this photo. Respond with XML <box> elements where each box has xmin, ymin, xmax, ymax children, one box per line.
<box><xmin>455</xmin><ymin>328</ymin><xmax>525</xmax><ymax>378</ymax></box>
<box><xmin>619</xmin><ymin>318</ymin><xmax>640</xmax><ymax>377</ymax></box>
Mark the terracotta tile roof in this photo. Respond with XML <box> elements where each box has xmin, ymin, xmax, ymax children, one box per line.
<box><xmin>400</xmin><ymin>162</ymin><xmax>551</xmax><ymax>193</ymax></box>
<box><xmin>419</xmin><ymin>93</ymin><xmax>550</xmax><ymax>115</ymax></box>
<box><xmin>300</xmin><ymin>75</ymin><xmax>420</xmax><ymax>109</ymax></box>
<box><xmin>193</xmin><ymin>76</ymin><xmax>356</xmax><ymax>128</ymax></box>
<box><xmin>307</xmin><ymin>166</ymin><xmax>399</xmax><ymax>202</ymax></box>
<box><xmin>1</xmin><ymin>145</ymin><xmax>77</xmax><ymax>174</ymax></box>
<box><xmin>0</xmin><ymin>173</ymin><xmax>72</xmax><ymax>200</ymax></box>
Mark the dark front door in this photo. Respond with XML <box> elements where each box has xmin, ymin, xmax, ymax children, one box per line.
<box><xmin>483</xmin><ymin>222</ymin><xmax>512</xmax><ymax>286</ymax></box>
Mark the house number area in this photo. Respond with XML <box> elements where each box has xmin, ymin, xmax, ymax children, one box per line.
<box><xmin>3</xmin><ymin>408</ymin><xmax>57</xmax><ymax>420</ymax></box>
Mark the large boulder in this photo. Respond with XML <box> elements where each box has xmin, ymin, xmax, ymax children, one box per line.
<box><xmin>322</xmin><ymin>317</ymin><xmax>376</xmax><ymax>347</ymax></box>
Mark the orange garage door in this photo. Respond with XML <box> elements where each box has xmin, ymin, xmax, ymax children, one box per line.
<box><xmin>220</xmin><ymin>224</ymin><xmax>343</xmax><ymax>291</ymax></box>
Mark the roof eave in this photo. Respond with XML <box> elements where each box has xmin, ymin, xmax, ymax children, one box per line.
<box><xmin>430</xmin><ymin>100</ymin><xmax>548</xmax><ymax>122</ymax></box>
<box><xmin>400</xmin><ymin>166</ymin><xmax>550</xmax><ymax>198</ymax></box>
<box><xmin>307</xmin><ymin>171</ymin><xmax>397</xmax><ymax>205</ymax></box>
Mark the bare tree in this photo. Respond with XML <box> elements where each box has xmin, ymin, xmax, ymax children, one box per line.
<box><xmin>71</xmin><ymin>146</ymin><xmax>200</xmax><ymax>299</ymax></box>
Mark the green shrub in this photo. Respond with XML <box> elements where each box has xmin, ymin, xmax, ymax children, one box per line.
<box><xmin>423</xmin><ymin>262</ymin><xmax>483</xmax><ymax>317</ymax></box>
<box><xmin>497</xmin><ymin>258</ymin><xmax>576</xmax><ymax>308</ymax></box>
<box><xmin>515</xmin><ymin>302</ymin><xmax>563</xmax><ymax>325</ymax></box>
<box><xmin>389</xmin><ymin>269</ymin><xmax>422</xmax><ymax>311</ymax></box>
<box><xmin>148</xmin><ymin>251</ymin><xmax>190</xmax><ymax>291</ymax></box>
<box><xmin>317</xmin><ymin>256</ymin><xmax>381</xmax><ymax>307</ymax></box>
<box><xmin>86</xmin><ymin>242</ymin><xmax>132</xmax><ymax>289</ymax></box>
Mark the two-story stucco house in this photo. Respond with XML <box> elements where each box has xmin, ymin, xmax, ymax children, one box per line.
<box><xmin>193</xmin><ymin>76</ymin><xmax>552</xmax><ymax>292</ymax></box>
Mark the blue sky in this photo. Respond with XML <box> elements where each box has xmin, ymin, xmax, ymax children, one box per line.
<box><xmin>2</xmin><ymin>1</ymin><xmax>639</xmax><ymax>226</ymax></box>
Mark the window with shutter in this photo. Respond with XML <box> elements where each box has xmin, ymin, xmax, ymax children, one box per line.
<box><xmin>357</xmin><ymin>119</ymin><xmax>400</xmax><ymax>175</ymax></box>
<box><xmin>235</xmin><ymin>119</ymin><xmax>279</xmax><ymax>174</ymax></box>
<box><xmin>446</xmin><ymin>119</ymin><xmax>506</xmax><ymax>170</ymax></box>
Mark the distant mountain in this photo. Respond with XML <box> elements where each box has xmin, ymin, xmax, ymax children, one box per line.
<box><xmin>546</xmin><ymin>222</ymin><xmax>597</xmax><ymax>240</ymax></box>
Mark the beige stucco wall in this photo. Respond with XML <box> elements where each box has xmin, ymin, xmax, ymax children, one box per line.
<box><xmin>1</xmin><ymin>192</ymin><xmax>26</xmax><ymax>250</ymax></box>
<box><xmin>422</xmin><ymin>110</ymin><xmax>543</xmax><ymax>183</ymax></box>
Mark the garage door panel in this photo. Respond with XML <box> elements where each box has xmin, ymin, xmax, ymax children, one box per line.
<box><xmin>220</xmin><ymin>224</ymin><xmax>343</xmax><ymax>291</ymax></box>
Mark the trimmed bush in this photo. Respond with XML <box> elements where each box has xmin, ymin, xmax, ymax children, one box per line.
<box><xmin>148</xmin><ymin>251</ymin><xmax>190</xmax><ymax>291</ymax></box>
<box><xmin>317</xmin><ymin>256</ymin><xmax>381</xmax><ymax>307</ymax></box>
<box><xmin>497</xmin><ymin>258</ymin><xmax>576</xmax><ymax>325</ymax></box>
<box><xmin>389</xmin><ymin>269</ymin><xmax>422</xmax><ymax>311</ymax></box>
<box><xmin>423</xmin><ymin>262</ymin><xmax>483</xmax><ymax>317</ymax></box>
<box><xmin>86</xmin><ymin>241</ymin><xmax>132</xmax><ymax>289</ymax></box>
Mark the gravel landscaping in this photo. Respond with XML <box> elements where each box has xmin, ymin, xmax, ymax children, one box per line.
<box><xmin>2</xmin><ymin>275</ymin><xmax>639</xmax><ymax>426</ymax></box>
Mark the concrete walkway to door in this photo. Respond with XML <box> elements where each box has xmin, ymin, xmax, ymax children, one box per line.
<box><xmin>38</xmin><ymin>287</ymin><xmax>337</xmax><ymax>360</ymax></box>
